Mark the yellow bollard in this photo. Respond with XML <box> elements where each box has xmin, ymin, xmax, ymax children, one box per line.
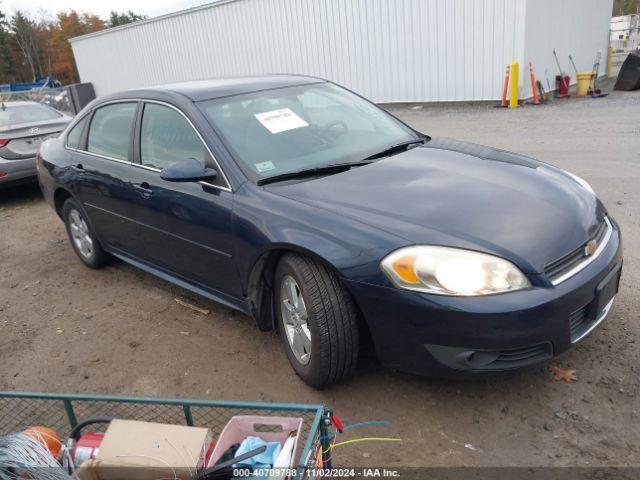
<box><xmin>607</xmin><ymin>45</ymin><xmax>613</xmax><ymax>79</ymax></box>
<box><xmin>509</xmin><ymin>61</ymin><xmax>519</xmax><ymax>109</ymax></box>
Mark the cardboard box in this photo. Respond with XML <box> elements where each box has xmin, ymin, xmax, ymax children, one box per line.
<box><xmin>78</xmin><ymin>419</ymin><xmax>212</xmax><ymax>480</ymax></box>
<box><xmin>75</xmin><ymin>460</ymin><xmax>100</xmax><ymax>480</ymax></box>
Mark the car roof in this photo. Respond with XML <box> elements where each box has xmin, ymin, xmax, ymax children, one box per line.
<box><xmin>125</xmin><ymin>74</ymin><xmax>327</xmax><ymax>102</ymax></box>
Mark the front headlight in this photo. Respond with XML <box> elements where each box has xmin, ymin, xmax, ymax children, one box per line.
<box><xmin>564</xmin><ymin>171</ymin><xmax>595</xmax><ymax>195</ymax></box>
<box><xmin>381</xmin><ymin>246</ymin><xmax>531</xmax><ymax>296</ymax></box>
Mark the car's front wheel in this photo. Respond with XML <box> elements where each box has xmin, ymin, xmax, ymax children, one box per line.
<box><xmin>275</xmin><ymin>253</ymin><xmax>359</xmax><ymax>388</ymax></box>
<box><xmin>62</xmin><ymin>198</ymin><xmax>109</xmax><ymax>268</ymax></box>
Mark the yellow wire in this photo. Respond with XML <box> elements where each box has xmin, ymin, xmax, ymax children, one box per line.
<box><xmin>323</xmin><ymin>430</ymin><xmax>338</xmax><ymax>464</ymax></box>
<box><xmin>329</xmin><ymin>437</ymin><xmax>402</xmax><ymax>450</ymax></box>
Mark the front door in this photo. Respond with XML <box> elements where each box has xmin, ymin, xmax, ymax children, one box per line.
<box><xmin>129</xmin><ymin>101</ymin><xmax>240</xmax><ymax>298</ymax></box>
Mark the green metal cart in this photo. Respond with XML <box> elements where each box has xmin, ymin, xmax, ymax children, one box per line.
<box><xmin>0</xmin><ymin>391</ymin><xmax>333</xmax><ymax>476</ymax></box>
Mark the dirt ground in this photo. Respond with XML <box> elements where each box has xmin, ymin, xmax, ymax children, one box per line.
<box><xmin>1</xmin><ymin>87</ymin><xmax>639</xmax><ymax>468</ymax></box>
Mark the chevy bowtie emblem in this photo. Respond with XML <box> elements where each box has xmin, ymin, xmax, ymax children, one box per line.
<box><xmin>584</xmin><ymin>240</ymin><xmax>598</xmax><ymax>257</ymax></box>
<box><xmin>29</xmin><ymin>127</ymin><xmax>40</xmax><ymax>134</ymax></box>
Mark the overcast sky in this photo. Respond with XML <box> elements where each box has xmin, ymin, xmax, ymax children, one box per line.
<box><xmin>1</xmin><ymin>0</ymin><xmax>212</xmax><ymax>21</ymax></box>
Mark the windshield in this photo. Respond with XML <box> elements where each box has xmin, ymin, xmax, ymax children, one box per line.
<box><xmin>0</xmin><ymin>103</ymin><xmax>61</xmax><ymax>127</ymax></box>
<box><xmin>198</xmin><ymin>83</ymin><xmax>419</xmax><ymax>182</ymax></box>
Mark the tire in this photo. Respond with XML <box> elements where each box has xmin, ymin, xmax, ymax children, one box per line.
<box><xmin>274</xmin><ymin>253</ymin><xmax>359</xmax><ymax>388</ymax></box>
<box><xmin>62</xmin><ymin>198</ymin><xmax>109</xmax><ymax>269</ymax></box>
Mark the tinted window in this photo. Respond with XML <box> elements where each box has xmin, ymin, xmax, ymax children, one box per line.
<box><xmin>0</xmin><ymin>103</ymin><xmax>61</xmax><ymax>127</ymax></box>
<box><xmin>66</xmin><ymin>115</ymin><xmax>89</xmax><ymax>149</ymax></box>
<box><xmin>199</xmin><ymin>83</ymin><xmax>416</xmax><ymax>182</ymax></box>
<box><xmin>140</xmin><ymin>103</ymin><xmax>206</xmax><ymax>170</ymax></box>
<box><xmin>87</xmin><ymin>103</ymin><xmax>137</xmax><ymax>161</ymax></box>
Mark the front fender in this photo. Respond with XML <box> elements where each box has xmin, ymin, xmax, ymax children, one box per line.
<box><xmin>233</xmin><ymin>182</ymin><xmax>406</xmax><ymax>292</ymax></box>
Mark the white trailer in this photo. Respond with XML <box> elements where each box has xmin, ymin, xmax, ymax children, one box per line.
<box><xmin>70</xmin><ymin>0</ymin><xmax>613</xmax><ymax>103</ymax></box>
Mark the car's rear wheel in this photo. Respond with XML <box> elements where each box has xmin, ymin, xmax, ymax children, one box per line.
<box><xmin>275</xmin><ymin>253</ymin><xmax>359</xmax><ymax>388</ymax></box>
<box><xmin>62</xmin><ymin>198</ymin><xmax>108</xmax><ymax>268</ymax></box>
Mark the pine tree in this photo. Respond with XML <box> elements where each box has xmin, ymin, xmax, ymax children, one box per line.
<box><xmin>0</xmin><ymin>4</ymin><xmax>16</xmax><ymax>83</ymax></box>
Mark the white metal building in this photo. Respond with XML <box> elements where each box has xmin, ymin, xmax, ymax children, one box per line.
<box><xmin>70</xmin><ymin>0</ymin><xmax>613</xmax><ymax>103</ymax></box>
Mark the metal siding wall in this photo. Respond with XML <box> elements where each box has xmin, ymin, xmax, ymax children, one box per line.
<box><xmin>522</xmin><ymin>0</ymin><xmax>614</xmax><ymax>99</ymax></box>
<box><xmin>71</xmin><ymin>0</ymin><xmax>528</xmax><ymax>103</ymax></box>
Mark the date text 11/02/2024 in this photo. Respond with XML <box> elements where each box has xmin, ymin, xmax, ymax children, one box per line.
<box><xmin>231</xmin><ymin>468</ymin><xmax>400</xmax><ymax>477</ymax></box>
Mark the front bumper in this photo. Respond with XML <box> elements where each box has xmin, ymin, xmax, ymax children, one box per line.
<box><xmin>347</xmin><ymin>220</ymin><xmax>623</xmax><ymax>376</ymax></box>
<box><xmin>0</xmin><ymin>156</ymin><xmax>37</xmax><ymax>186</ymax></box>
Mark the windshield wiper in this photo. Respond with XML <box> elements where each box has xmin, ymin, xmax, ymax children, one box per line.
<box><xmin>362</xmin><ymin>137</ymin><xmax>428</xmax><ymax>161</ymax></box>
<box><xmin>256</xmin><ymin>136</ymin><xmax>428</xmax><ymax>186</ymax></box>
<box><xmin>257</xmin><ymin>161</ymin><xmax>374</xmax><ymax>186</ymax></box>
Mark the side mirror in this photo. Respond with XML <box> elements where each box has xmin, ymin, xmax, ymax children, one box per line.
<box><xmin>160</xmin><ymin>158</ymin><xmax>217</xmax><ymax>183</ymax></box>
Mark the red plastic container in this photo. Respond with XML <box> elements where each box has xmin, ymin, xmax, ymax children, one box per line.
<box><xmin>72</xmin><ymin>431</ymin><xmax>104</xmax><ymax>465</ymax></box>
<box><xmin>556</xmin><ymin>75</ymin><xmax>571</xmax><ymax>96</ymax></box>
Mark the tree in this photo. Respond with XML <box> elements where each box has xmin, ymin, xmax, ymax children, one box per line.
<box><xmin>0</xmin><ymin>8</ymin><xmax>106</xmax><ymax>85</ymax></box>
<box><xmin>9</xmin><ymin>11</ymin><xmax>42</xmax><ymax>81</ymax></box>
<box><xmin>614</xmin><ymin>0</ymin><xmax>640</xmax><ymax>15</ymax></box>
<box><xmin>108</xmin><ymin>10</ymin><xmax>146</xmax><ymax>28</ymax></box>
<box><xmin>48</xmin><ymin>11</ymin><xmax>105</xmax><ymax>84</ymax></box>
<box><xmin>83</xmin><ymin>12</ymin><xmax>107</xmax><ymax>32</ymax></box>
<box><xmin>0</xmin><ymin>2</ymin><xmax>16</xmax><ymax>83</ymax></box>
<box><xmin>622</xmin><ymin>0</ymin><xmax>637</xmax><ymax>14</ymax></box>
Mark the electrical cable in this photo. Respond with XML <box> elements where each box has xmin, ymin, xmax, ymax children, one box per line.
<box><xmin>329</xmin><ymin>437</ymin><xmax>402</xmax><ymax>451</ymax></box>
<box><xmin>0</xmin><ymin>432</ymin><xmax>68</xmax><ymax>480</ymax></box>
<box><xmin>320</xmin><ymin>429</ymin><xmax>338</xmax><ymax>465</ymax></box>
<box><xmin>320</xmin><ymin>421</ymin><xmax>389</xmax><ymax>441</ymax></box>
<box><xmin>114</xmin><ymin>455</ymin><xmax>177</xmax><ymax>480</ymax></box>
<box><xmin>69</xmin><ymin>417</ymin><xmax>113</xmax><ymax>441</ymax></box>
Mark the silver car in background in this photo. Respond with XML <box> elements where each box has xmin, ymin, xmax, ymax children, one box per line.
<box><xmin>0</xmin><ymin>101</ymin><xmax>71</xmax><ymax>187</ymax></box>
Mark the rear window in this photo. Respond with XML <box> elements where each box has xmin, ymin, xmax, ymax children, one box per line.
<box><xmin>66</xmin><ymin>115</ymin><xmax>89</xmax><ymax>149</ymax></box>
<box><xmin>87</xmin><ymin>103</ymin><xmax>137</xmax><ymax>161</ymax></box>
<box><xmin>0</xmin><ymin>103</ymin><xmax>61</xmax><ymax>127</ymax></box>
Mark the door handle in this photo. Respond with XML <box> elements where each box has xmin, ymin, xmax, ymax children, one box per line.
<box><xmin>133</xmin><ymin>182</ymin><xmax>153</xmax><ymax>198</ymax></box>
<box><xmin>71</xmin><ymin>163</ymin><xmax>85</xmax><ymax>173</ymax></box>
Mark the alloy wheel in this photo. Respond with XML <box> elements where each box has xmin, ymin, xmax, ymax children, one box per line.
<box><xmin>280</xmin><ymin>275</ymin><xmax>311</xmax><ymax>365</ymax></box>
<box><xmin>68</xmin><ymin>209</ymin><xmax>94</xmax><ymax>260</ymax></box>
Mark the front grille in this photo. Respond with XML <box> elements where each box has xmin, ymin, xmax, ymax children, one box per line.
<box><xmin>491</xmin><ymin>343</ymin><xmax>552</xmax><ymax>368</ymax></box>
<box><xmin>544</xmin><ymin>219</ymin><xmax>609</xmax><ymax>284</ymax></box>
<box><xmin>569</xmin><ymin>304</ymin><xmax>589</xmax><ymax>341</ymax></box>
<box><xmin>426</xmin><ymin>342</ymin><xmax>554</xmax><ymax>371</ymax></box>
<box><xmin>569</xmin><ymin>296</ymin><xmax>616</xmax><ymax>344</ymax></box>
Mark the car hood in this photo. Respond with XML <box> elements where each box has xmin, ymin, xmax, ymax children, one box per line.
<box><xmin>267</xmin><ymin>138</ymin><xmax>606</xmax><ymax>273</ymax></box>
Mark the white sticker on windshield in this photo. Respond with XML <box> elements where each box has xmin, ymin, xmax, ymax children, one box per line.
<box><xmin>255</xmin><ymin>161</ymin><xmax>276</xmax><ymax>173</ymax></box>
<box><xmin>254</xmin><ymin>108</ymin><xmax>309</xmax><ymax>134</ymax></box>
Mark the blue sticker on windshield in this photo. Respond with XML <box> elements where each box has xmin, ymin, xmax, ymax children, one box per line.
<box><xmin>255</xmin><ymin>161</ymin><xmax>276</xmax><ymax>173</ymax></box>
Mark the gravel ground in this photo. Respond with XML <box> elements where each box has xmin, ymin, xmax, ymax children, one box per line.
<box><xmin>1</xmin><ymin>86</ymin><xmax>639</xmax><ymax>468</ymax></box>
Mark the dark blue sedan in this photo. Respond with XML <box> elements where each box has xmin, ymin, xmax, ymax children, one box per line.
<box><xmin>37</xmin><ymin>75</ymin><xmax>622</xmax><ymax>387</ymax></box>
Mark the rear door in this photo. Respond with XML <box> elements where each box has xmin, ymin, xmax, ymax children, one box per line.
<box><xmin>70</xmin><ymin>101</ymin><xmax>153</xmax><ymax>256</ymax></box>
<box><xmin>128</xmin><ymin>101</ymin><xmax>239</xmax><ymax>297</ymax></box>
